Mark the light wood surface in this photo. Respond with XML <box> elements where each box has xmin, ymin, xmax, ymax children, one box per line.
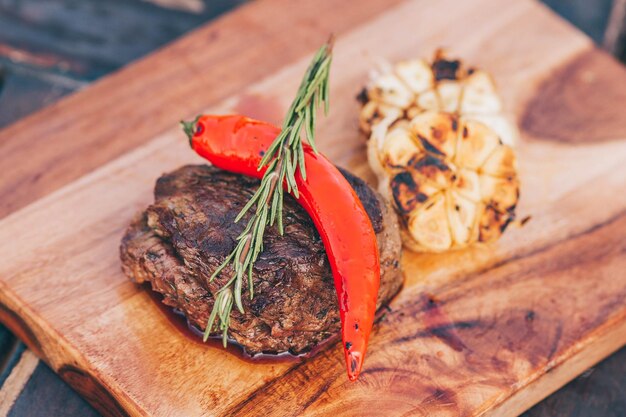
<box><xmin>0</xmin><ymin>0</ymin><xmax>625</xmax><ymax>416</ymax></box>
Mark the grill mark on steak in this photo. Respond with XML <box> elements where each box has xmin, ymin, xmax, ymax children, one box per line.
<box><xmin>120</xmin><ymin>164</ymin><xmax>402</xmax><ymax>355</ymax></box>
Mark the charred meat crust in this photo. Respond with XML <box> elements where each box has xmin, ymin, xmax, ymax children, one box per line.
<box><xmin>120</xmin><ymin>165</ymin><xmax>402</xmax><ymax>355</ymax></box>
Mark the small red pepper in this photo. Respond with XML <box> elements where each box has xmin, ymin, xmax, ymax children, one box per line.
<box><xmin>186</xmin><ymin>114</ymin><xmax>381</xmax><ymax>381</ymax></box>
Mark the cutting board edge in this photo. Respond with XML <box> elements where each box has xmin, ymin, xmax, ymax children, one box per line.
<box><xmin>2</xmin><ymin>281</ymin><xmax>625</xmax><ymax>417</ymax></box>
<box><xmin>0</xmin><ymin>282</ymin><xmax>147</xmax><ymax>417</ymax></box>
<box><xmin>484</xmin><ymin>312</ymin><xmax>626</xmax><ymax>417</ymax></box>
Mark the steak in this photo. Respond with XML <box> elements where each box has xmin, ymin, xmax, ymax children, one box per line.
<box><xmin>120</xmin><ymin>164</ymin><xmax>402</xmax><ymax>355</ymax></box>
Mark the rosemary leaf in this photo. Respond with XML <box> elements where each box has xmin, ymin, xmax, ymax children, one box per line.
<box><xmin>210</xmin><ymin>251</ymin><xmax>235</xmax><ymax>281</ymax></box>
<box><xmin>297</xmin><ymin>139</ymin><xmax>306</xmax><ymax>180</ymax></box>
<box><xmin>277</xmin><ymin>183</ymin><xmax>285</xmax><ymax>235</ymax></box>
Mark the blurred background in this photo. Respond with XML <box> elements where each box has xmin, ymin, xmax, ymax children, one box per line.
<box><xmin>0</xmin><ymin>0</ymin><xmax>624</xmax><ymax>416</ymax></box>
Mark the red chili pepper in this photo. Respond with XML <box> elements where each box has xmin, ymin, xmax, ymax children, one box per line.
<box><xmin>186</xmin><ymin>114</ymin><xmax>380</xmax><ymax>381</ymax></box>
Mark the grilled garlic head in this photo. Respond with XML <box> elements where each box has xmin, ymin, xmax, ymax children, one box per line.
<box><xmin>359</xmin><ymin>50</ymin><xmax>518</xmax><ymax>147</ymax></box>
<box><xmin>360</xmin><ymin>52</ymin><xmax>519</xmax><ymax>252</ymax></box>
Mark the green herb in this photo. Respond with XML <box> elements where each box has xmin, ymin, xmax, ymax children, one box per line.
<box><xmin>204</xmin><ymin>38</ymin><xmax>334</xmax><ymax>344</ymax></box>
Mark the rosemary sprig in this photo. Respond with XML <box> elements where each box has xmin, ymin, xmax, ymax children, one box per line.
<box><xmin>204</xmin><ymin>39</ymin><xmax>333</xmax><ymax>345</ymax></box>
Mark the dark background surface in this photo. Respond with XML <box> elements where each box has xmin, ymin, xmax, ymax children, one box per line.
<box><xmin>0</xmin><ymin>1</ymin><xmax>624</xmax><ymax>416</ymax></box>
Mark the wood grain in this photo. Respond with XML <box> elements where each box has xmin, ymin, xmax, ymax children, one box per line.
<box><xmin>0</xmin><ymin>62</ymin><xmax>83</xmax><ymax>129</ymax></box>
<box><xmin>520</xmin><ymin>48</ymin><xmax>626</xmax><ymax>143</ymax></box>
<box><xmin>522</xmin><ymin>346</ymin><xmax>626</xmax><ymax>417</ymax></box>
<box><xmin>0</xmin><ymin>0</ymin><xmax>246</xmax><ymax>79</ymax></box>
<box><xmin>0</xmin><ymin>0</ymin><xmax>404</xmax><ymax>219</ymax></box>
<box><xmin>0</xmin><ymin>0</ymin><xmax>624</xmax><ymax>416</ymax></box>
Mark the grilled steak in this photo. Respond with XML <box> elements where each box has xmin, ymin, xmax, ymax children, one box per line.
<box><xmin>120</xmin><ymin>164</ymin><xmax>402</xmax><ymax>354</ymax></box>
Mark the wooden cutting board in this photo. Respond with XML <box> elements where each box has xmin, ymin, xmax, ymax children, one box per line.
<box><xmin>1</xmin><ymin>0</ymin><xmax>625</xmax><ymax>415</ymax></box>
